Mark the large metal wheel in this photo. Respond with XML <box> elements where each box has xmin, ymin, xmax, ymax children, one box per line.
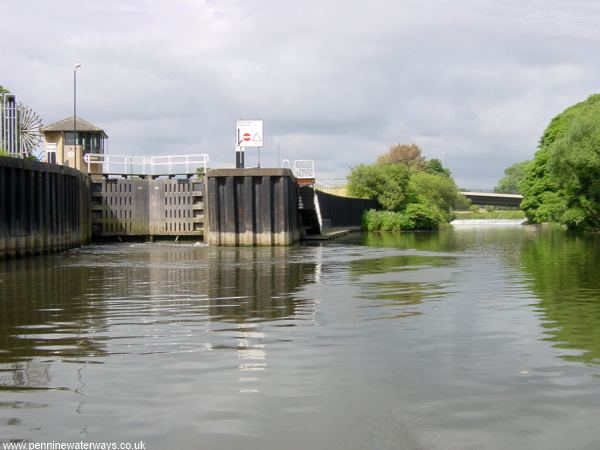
<box><xmin>17</xmin><ymin>103</ymin><xmax>42</xmax><ymax>158</ymax></box>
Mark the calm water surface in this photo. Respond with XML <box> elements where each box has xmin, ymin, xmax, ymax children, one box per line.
<box><xmin>1</xmin><ymin>226</ymin><xmax>600</xmax><ymax>449</ymax></box>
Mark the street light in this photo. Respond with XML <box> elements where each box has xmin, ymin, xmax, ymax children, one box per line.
<box><xmin>73</xmin><ymin>63</ymin><xmax>82</xmax><ymax>155</ymax></box>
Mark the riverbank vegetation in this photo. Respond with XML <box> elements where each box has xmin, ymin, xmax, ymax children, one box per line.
<box><xmin>515</xmin><ymin>93</ymin><xmax>600</xmax><ymax>231</ymax></box>
<box><xmin>454</xmin><ymin>210</ymin><xmax>525</xmax><ymax>220</ymax></box>
<box><xmin>348</xmin><ymin>144</ymin><xmax>468</xmax><ymax>231</ymax></box>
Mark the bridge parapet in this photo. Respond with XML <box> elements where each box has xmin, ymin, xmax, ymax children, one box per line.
<box><xmin>460</xmin><ymin>191</ymin><xmax>523</xmax><ymax>208</ymax></box>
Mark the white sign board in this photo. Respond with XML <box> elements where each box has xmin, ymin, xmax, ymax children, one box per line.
<box><xmin>236</xmin><ymin>120</ymin><xmax>263</xmax><ymax>147</ymax></box>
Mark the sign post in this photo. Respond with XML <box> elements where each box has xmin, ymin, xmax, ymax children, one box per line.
<box><xmin>235</xmin><ymin>120</ymin><xmax>263</xmax><ymax>168</ymax></box>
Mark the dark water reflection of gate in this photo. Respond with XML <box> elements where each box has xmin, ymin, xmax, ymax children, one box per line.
<box><xmin>0</xmin><ymin>245</ymin><xmax>319</xmax><ymax>393</ymax></box>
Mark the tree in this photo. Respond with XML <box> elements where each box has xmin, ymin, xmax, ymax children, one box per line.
<box><xmin>520</xmin><ymin>93</ymin><xmax>600</xmax><ymax>229</ymax></box>
<box><xmin>546</xmin><ymin>100</ymin><xmax>600</xmax><ymax>230</ymax></box>
<box><xmin>347</xmin><ymin>163</ymin><xmax>411</xmax><ymax>211</ymax></box>
<box><xmin>376</xmin><ymin>143</ymin><xmax>426</xmax><ymax>169</ymax></box>
<box><xmin>425</xmin><ymin>158</ymin><xmax>451</xmax><ymax>177</ymax></box>
<box><xmin>495</xmin><ymin>160</ymin><xmax>531</xmax><ymax>194</ymax></box>
<box><xmin>408</xmin><ymin>171</ymin><xmax>467</xmax><ymax>219</ymax></box>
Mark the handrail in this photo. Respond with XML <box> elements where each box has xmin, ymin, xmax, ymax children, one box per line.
<box><xmin>84</xmin><ymin>153</ymin><xmax>147</xmax><ymax>174</ymax></box>
<box><xmin>149</xmin><ymin>154</ymin><xmax>209</xmax><ymax>175</ymax></box>
<box><xmin>293</xmin><ymin>160</ymin><xmax>315</xmax><ymax>179</ymax></box>
<box><xmin>84</xmin><ymin>153</ymin><xmax>209</xmax><ymax>175</ymax></box>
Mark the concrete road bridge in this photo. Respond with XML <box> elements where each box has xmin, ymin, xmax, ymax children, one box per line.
<box><xmin>460</xmin><ymin>190</ymin><xmax>523</xmax><ymax>208</ymax></box>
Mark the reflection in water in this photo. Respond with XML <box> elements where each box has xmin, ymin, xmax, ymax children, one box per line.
<box><xmin>361</xmin><ymin>227</ymin><xmax>538</xmax><ymax>254</ymax></box>
<box><xmin>520</xmin><ymin>230</ymin><xmax>600</xmax><ymax>364</ymax></box>
<box><xmin>205</xmin><ymin>247</ymin><xmax>317</xmax><ymax>322</ymax></box>
<box><xmin>202</xmin><ymin>247</ymin><xmax>318</xmax><ymax>393</ymax></box>
<box><xmin>0</xmin><ymin>256</ymin><xmax>109</xmax><ymax>392</ymax></box>
<box><xmin>0</xmin><ymin>244</ymin><xmax>319</xmax><ymax>409</ymax></box>
<box><xmin>1</xmin><ymin>231</ymin><xmax>600</xmax><ymax>448</ymax></box>
<box><xmin>348</xmin><ymin>254</ymin><xmax>456</xmax><ymax>320</ymax></box>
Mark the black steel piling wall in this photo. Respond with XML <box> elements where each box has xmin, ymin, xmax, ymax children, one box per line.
<box><xmin>206</xmin><ymin>169</ymin><xmax>300</xmax><ymax>246</ymax></box>
<box><xmin>0</xmin><ymin>156</ymin><xmax>91</xmax><ymax>259</ymax></box>
<box><xmin>315</xmin><ymin>190</ymin><xmax>380</xmax><ymax>229</ymax></box>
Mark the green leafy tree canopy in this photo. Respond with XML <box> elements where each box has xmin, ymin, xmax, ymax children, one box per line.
<box><xmin>347</xmin><ymin>163</ymin><xmax>411</xmax><ymax>211</ymax></box>
<box><xmin>495</xmin><ymin>160</ymin><xmax>531</xmax><ymax>194</ymax></box>
<box><xmin>520</xmin><ymin>93</ymin><xmax>600</xmax><ymax>229</ymax></box>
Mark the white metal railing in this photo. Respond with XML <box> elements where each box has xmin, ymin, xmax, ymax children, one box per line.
<box><xmin>84</xmin><ymin>153</ymin><xmax>209</xmax><ymax>176</ymax></box>
<box><xmin>84</xmin><ymin>153</ymin><xmax>147</xmax><ymax>174</ymax></box>
<box><xmin>149</xmin><ymin>154</ymin><xmax>209</xmax><ymax>175</ymax></box>
<box><xmin>292</xmin><ymin>160</ymin><xmax>315</xmax><ymax>179</ymax></box>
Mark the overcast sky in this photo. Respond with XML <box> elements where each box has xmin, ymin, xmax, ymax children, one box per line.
<box><xmin>2</xmin><ymin>0</ymin><xmax>600</xmax><ymax>187</ymax></box>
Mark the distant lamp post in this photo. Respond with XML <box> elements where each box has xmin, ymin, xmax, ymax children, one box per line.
<box><xmin>73</xmin><ymin>63</ymin><xmax>82</xmax><ymax>153</ymax></box>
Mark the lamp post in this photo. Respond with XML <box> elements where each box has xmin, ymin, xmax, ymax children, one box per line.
<box><xmin>73</xmin><ymin>63</ymin><xmax>82</xmax><ymax>155</ymax></box>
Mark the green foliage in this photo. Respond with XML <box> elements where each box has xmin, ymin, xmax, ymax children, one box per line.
<box><xmin>348</xmin><ymin>142</ymin><xmax>465</xmax><ymax>230</ymax></box>
<box><xmin>362</xmin><ymin>204</ymin><xmax>444</xmax><ymax>232</ymax></box>
<box><xmin>408</xmin><ymin>171</ymin><xmax>466</xmax><ymax>220</ymax></box>
<box><xmin>0</xmin><ymin>149</ymin><xmax>10</xmax><ymax>157</ymax></box>
<box><xmin>547</xmin><ymin>103</ymin><xmax>600</xmax><ymax>230</ymax></box>
<box><xmin>402</xmin><ymin>203</ymin><xmax>445</xmax><ymax>230</ymax></box>
<box><xmin>520</xmin><ymin>93</ymin><xmax>600</xmax><ymax>230</ymax></box>
<box><xmin>362</xmin><ymin>209</ymin><xmax>407</xmax><ymax>231</ymax></box>
<box><xmin>495</xmin><ymin>160</ymin><xmax>531</xmax><ymax>194</ymax></box>
<box><xmin>347</xmin><ymin>163</ymin><xmax>411</xmax><ymax>211</ymax></box>
<box><xmin>425</xmin><ymin>158</ymin><xmax>451</xmax><ymax>177</ymax></box>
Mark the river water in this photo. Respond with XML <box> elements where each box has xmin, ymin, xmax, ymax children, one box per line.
<box><xmin>1</xmin><ymin>225</ymin><xmax>600</xmax><ymax>449</ymax></box>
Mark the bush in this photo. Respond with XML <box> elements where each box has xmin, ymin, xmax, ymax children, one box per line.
<box><xmin>347</xmin><ymin>163</ymin><xmax>411</xmax><ymax>211</ymax></box>
<box><xmin>362</xmin><ymin>204</ymin><xmax>444</xmax><ymax>232</ymax></box>
<box><xmin>402</xmin><ymin>203</ymin><xmax>444</xmax><ymax>230</ymax></box>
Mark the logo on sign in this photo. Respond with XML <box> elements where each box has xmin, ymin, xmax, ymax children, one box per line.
<box><xmin>243</xmin><ymin>133</ymin><xmax>251</xmax><ymax>142</ymax></box>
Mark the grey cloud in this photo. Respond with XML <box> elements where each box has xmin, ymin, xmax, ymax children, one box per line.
<box><xmin>2</xmin><ymin>0</ymin><xmax>600</xmax><ymax>187</ymax></box>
